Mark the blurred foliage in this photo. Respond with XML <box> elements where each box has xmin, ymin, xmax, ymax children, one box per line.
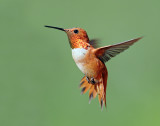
<box><xmin>0</xmin><ymin>0</ymin><xmax>160</xmax><ymax>126</ymax></box>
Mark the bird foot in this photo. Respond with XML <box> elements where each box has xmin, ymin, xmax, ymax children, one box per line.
<box><xmin>86</xmin><ymin>76</ymin><xmax>90</xmax><ymax>83</ymax></box>
<box><xmin>86</xmin><ymin>77</ymin><xmax>96</xmax><ymax>84</ymax></box>
<box><xmin>90</xmin><ymin>77</ymin><xmax>96</xmax><ymax>84</ymax></box>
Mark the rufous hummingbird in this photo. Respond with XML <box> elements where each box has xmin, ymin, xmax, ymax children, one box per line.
<box><xmin>45</xmin><ymin>25</ymin><xmax>142</xmax><ymax>109</ymax></box>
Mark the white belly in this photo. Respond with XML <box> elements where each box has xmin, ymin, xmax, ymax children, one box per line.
<box><xmin>72</xmin><ymin>48</ymin><xmax>88</xmax><ymax>74</ymax></box>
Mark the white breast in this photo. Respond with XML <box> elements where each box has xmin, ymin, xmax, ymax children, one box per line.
<box><xmin>72</xmin><ymin>48</ymin><xmax>88</xmax><ymax>74</ymax></box>
<box><xmin>72</xmin><ymin>48</ymin><xmax>87</xmax><ymax>62</ymax></box>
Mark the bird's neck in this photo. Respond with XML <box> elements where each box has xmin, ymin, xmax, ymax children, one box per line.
<box><xmin>69</xmin><ymin>39</ymin><xmax>90</xmax><ymax>49</ymax></box>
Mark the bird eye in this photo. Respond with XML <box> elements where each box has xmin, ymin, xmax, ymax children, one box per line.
<box><xmin>74</xmin><ymin>29</ymin><xmax>79</xmax><ymax>34</ymax></box>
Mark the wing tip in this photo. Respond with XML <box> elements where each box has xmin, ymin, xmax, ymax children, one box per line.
<box><xmin>135</xmin><ymin>36</ymin><xmax>143</xmax><ymax>41</ymax></box>
<box><xmin>130</xmin><ymin>36</ymin><xmax>143</xmax><ymax>43</ymax></box>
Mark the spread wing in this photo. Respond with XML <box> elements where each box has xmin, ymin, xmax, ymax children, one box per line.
<box><xmin>89</xmin><ymin>39</ymin><xmax>100</xmax><ymax>48</ymax></box>
<box><xmin>94</xmin><ymin>37</ymin><xmax>142</xmax><ymax>63</ymax></box>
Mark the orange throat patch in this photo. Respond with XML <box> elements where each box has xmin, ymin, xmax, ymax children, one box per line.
<box><xmin>69</xmin><ymin>39</ymin><xmax>90</xmax><ymax>49</ymax></box>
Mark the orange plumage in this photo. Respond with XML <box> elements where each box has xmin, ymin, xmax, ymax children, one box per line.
<box><xmin>45</xmin><ymin>25</ymin><xmax>142</xmax><ymax>110</ymax></box>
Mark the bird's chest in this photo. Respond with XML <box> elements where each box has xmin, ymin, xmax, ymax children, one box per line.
<box><xmin>72</xmin><ymin>48</ymin><xmax>89</xmax><ymax>73</ymax></box>
<box><xmin>72</xmin><ymin>48</ymin><xmax>88</xmax><ymax>62</ymax></box>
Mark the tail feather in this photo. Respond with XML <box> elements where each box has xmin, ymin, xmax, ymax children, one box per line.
<box><xmin>97</xmin><ymin>83</ymin><xmax>105</xmax><ymax>109</ymax></box>
<box><xmin>81</xmin><ymin>84</ymin><xmax>92</xmax><ymax>94</ymax></box>
<box><xmin>92</xmin><ymin>86</ymin><xmax>97</xmax><ymax>98</ymax></box>
<box><xmin>89</xmin><ymin>85</ymin><xmax>98</xmax><ymax>104</ymax></box>
<box><xmin>89</xmin><ymin>85</ymin><xmax>94</xmax><ymax>103</ymax></box>
<box><xmin>79</xmin><ymin>78</ymin><xmax>86</xmax><ymax>88</ymax></box>
<box><xmin>80</xmin><ymin>76</ymin><xmax>92</xmax><ymax>94</ymax></box>
<box><xmin>102</xmin><ymin>68</ymin><xmax>108</xmax><ymax>107</ymax></box>
<box><xmin>89</xmin><ymin>85</ymin><xmax>98</xmax><ymax>98</ymax></box>
<box><xmin>89</xmin><ymin>85</ymin><xmax>94</xmax><ymax>96</ymax></box>
<box><xmin>79</xmin><ymin>67</ymin><xmax>108</xmax><ymax>110</ymax></box>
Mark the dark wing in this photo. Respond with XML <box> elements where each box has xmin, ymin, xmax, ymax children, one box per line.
<box><xmin>89</xmin><ymin>39</ymin><xmax>100</xmax><ymax>48</ymax></box>
<box><xmin>95</xmin><ymin>37</ymin><xmax>142</xmax><ymax>63</ymax></box>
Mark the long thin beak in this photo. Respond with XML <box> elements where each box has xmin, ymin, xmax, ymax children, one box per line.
<box><xmin>44</xmin><ymin>25</ymin><xmax>65</xmax><ymax>31</ymax></box>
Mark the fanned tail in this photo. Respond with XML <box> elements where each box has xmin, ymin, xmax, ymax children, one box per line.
<box><xmin>80</xmin><ymin>77</ymin><xmax>98</xmax><ymax>103</ymax></box>
<box><xmin>79</xmin><ymin>67</ymin><xmax>108</xmax><ymax>110</ymax></box>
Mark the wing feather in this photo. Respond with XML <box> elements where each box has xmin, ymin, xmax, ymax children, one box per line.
<box><xmin>95</xmin><ymin>37</ymin><xmax>142</xmax><ymax>63</ymax></box>
<box><xmin>89</xmin><ymin>39</ymin><xmax>100</xmax><ymax>48</ymax></box>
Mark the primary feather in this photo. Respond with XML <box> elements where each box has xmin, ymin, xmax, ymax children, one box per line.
<box><xmin>94</xmin><ymin>37</ymin><xmax>143</xmax><ymax>63</ymax></box>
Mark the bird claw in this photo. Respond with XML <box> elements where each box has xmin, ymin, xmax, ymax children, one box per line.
<box><xmin>86</xmin><ymin>76</ymin><xmax>96</xmax><ymax>84</ymax></box>
<box><xmin>86</xmin><ymin>76</ymin><xmax>90</xmax><ymax>83</ymax></box>
<box><xmin>91</xmin><ymin>77</ymin><xmax>96</xmax><ymax>84</ymax></box>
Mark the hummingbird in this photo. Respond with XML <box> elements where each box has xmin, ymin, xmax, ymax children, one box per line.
<box><xmin>45</xmin><ymin>25</ymin><xmax>142</xmax><ymax>109</ymax></box>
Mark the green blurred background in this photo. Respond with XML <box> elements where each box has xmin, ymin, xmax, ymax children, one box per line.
<box><xmin>0</xmin><ymin>0</ymin><xmax>160</xmax><ymax>126</ymax></box>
